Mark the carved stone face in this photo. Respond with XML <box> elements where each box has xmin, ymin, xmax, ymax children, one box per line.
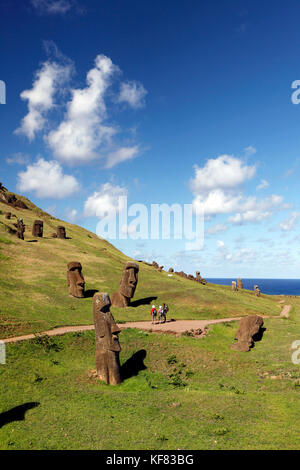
<box><xmin>67</xmin><ymin>262</ymin><xmax>85</xmax><ymax>298</ymax></box>
<box><xmin>93</xmin><ymin>293</ymin><xmax>121</xmax><ymax>352</ymax></box>
<box><xmin>32</xmin><ymin>220</ymin><xmax>43</xmax><ymax>237</ymax></box>
<box><xmin>119</xmin><ymin>262</ymin><xmax>139</xmax><ymax>299</ymax></box>
<box><xmin>57</xmin><ymin>226</ymin><xmax>66</xmax><ymax>239</ymax></box>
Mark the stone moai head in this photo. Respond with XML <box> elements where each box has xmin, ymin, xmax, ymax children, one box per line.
<box><xmin>232</xmin><ymin>281</ymin><xmax>237</xmax><ymax>291</ymax></box>
<box><xmin>32</xmin><ymin>220</ymin><xmax>43</xmax><ymax>237</ymax></box>
<box><xmin>17</xmin><ymin>219</ymin><xmax>25</xmax><ymax>240</ymax></box>
<box><xmin>111</xmin><ymin>261</ymin><xmax>139</xmax><ymax>307</ymax></box>
<box><xmin>168</xmin><ymin>267</ymin><xmax>174</xmax><ymax>273</ymax></box>
<box><xmin>237</xmin><ymin>278</ymin><xmax>243</xmax><ymax>289</ymax></box>
<box><xmin>67</xmin><ymin>261</ymin><xmax>85</xmax><ymax>298</ymax></box>
<box><xmin>231</xmin><ymin>315</ymin><xmax>264</xmax><ymax>352</ymax></box>
<box><xmin>119</xmin><ymin>261</ymin><xmax>139</xmax><ymax>299</ymax></box>
<box><xmin>93</xmin><ymin>292</ymin><xmax>122</xmax><ymax>385</ymax></box>
<box><xmin>57</xmin><ymin>226</ymin><xmax>66</xmax><ymax>239</ymax></box>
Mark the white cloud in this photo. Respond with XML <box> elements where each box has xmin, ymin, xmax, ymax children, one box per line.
<box><xmin>17</xmin><ymin>158</ymin><xmax>80</xmax><ymax>198</ymax></box>
<box><xmin>228</xmin><ymin>195</ymin><xmax>284</xmax><ymax>224</ymax></box>
<box><xmin>105</xmin><ymin>145</ymin><xmax>140</xmax><ymax>169</ymax></box>
<box><xmin>243</xmin><ymin>145</ymin><xmax>257</xmax><ymax>157</ymax></box>
<box><xmin>190</xmin><ymin>155</ymin><xmax>256</xmax><ymax>193</ymax></box>
<box><xmin>217</xmin><ymin>240</ymin><xmax>225</xmax><ymax>248</ymax></box>
<box><xmin>190</xmin><ymin>151</ymin><xmax>285</xmax><ymax>225</ymax></box>
<box><xmin>279</xmin><ymin>212</ymin><xmax>300</xmax><ymax>231</ymax></box>
<box><xmin>6</xmin><ymin>153</ymin><xmax>29</xmax><ymax>165</ymax></box>
<box><xmin>256</xmin><ymin>179</ymin><xmax>269</xmax><ymax>190</ymax></box>
<box><xmin>207</xmin><ymin>223</ymin><xmax>228</xmax><ymax>235</ymax></box>
<box><xmin>65</xmin><ymin>208</ymin><xmax>78</xmax><ymax>223</ymax></box>
<box><xmin>117</xmin><ymin>81</ymin><xmax>147</xmax><ymax>108</ymax></box>
<box><xmin>47</xmin><ymin>55</ymin><xmax>119</xmax><ymax>164</ymax></box>
<box><xmin>193</xmin><ymin>189</ymin><xmax>242</xmax><ymax>216</ymax></box>
<box><xmin>84</xmin><ymin>183</ymin><xmax>127</xmax><ymax>218</ymax></box>
<box><xmin>15</xmin><ymin>60</ymin><xmax>71</xmax><ymax>140</ymax></box>
<box><xmin>31</xmin><ymin>0</ymin><xmax>74</xmax><ymax>14</ymax></box>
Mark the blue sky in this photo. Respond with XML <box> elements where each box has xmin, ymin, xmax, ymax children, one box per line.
<box><xmin>1</xmin><ymin>0</ymin><xmax>300</xmax><ymax>278</ymax></box>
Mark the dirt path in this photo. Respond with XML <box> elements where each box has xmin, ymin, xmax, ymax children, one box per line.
<box><xmin>1</xmin><ymin>307</ymin><xmax>291</xmax><ymax>344</ymax></box>
<box><xmin>2</xmin><ymin>317</ymin><xmax>241</xmax><ymax>344</ymax></box>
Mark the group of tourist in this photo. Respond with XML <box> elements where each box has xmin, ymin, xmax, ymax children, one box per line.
<box><xmin>150</xmin><ymin>303</ymin><xmax>169</xmax><ymax>324</ymax></box>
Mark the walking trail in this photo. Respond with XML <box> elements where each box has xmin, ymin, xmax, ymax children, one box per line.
<box><xmin>1</xmin><ymin>304</ymin><xmax>291</xmax><ymax>344</ymax></box>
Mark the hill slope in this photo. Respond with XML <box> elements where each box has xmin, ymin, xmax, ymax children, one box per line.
<box><xmin>0</xmin><ymin>187</ymin><xmax>283</xmax><ymax>339</ymax></box>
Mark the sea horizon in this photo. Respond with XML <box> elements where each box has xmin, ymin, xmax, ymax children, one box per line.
<box><xmin>206</xmin><ymin>278</ymin><xmax>300</xmax><ymax>296</ymax></box>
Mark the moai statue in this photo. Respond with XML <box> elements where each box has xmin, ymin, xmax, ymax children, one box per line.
<box><xmin>67</xmin><ymin>262</ymin><xmax>85</xmax><ymax>298</ymax></box>
<box><xmin>195</xmin><ymin>271</ymin><xmax>201</xmax><ymax>281</ymax></box>
<box><xmin>32</xmin><ymin>220</ymin><xmax>43</xmax><ymax>237</ymax></box>
<box><xmin>57</xmin><ymin>226</ymin><xmax>66</xmax><ymax>239</ymax></box>
<box><xmin>237</xmin><ymin>278</ymin><xmax>243</xmax><ymax>289</ymax></box>
<box><xmin>93</xmin><ymin>292</ymin><xmax>122</xmax><ymax>385</ymax></box>
<box><xmin>152</xmin><ymin>261</ymin><xmax>159</xmax><ymax>269</ymax></box>
<box><xmin>111</xmin><ymin>261</ymin><xmax>139</xmax><ymax>307</ymax></box>
<box><xmin>232</xmin><ymin>281</ymin><xmax>237</xmax><ymax>292</ymax></box>
<box><xmin>254</xmin><ymin>285</ymin><xmax>261</xmax><ymax>297</ymax></box>
<box><xmin>231</xmin><ymin>315</ymin><xmax>264</xmax><ymax>352</ymax></box>
<box><xmin>158</xmin><ymin>266</ymin><xmax>164</xmax><ymax>272</ymax></box>
<box><xmin>168</xmin><ymin>267</ymin><xmax>174</xmax><ymax>273</ymax></box>
<box><xmin>188</xmin><ymin>274</ymin><xmax>195</xmax><ymax>281</ymax></box>
<box><xmin>17</xmin><ymin>218</ymin><xmax>25</xmax><ymax>240</ymax></box>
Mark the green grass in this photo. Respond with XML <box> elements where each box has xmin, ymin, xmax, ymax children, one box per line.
<box><xmin>1</xmin><ymin>310</ymin><xmax>300</xmax><ymax>450</ymax></box>
<box><xmin>0</xmin><ymin>195</ymin><xmax>283</xmax><ymax>339</ymax></box>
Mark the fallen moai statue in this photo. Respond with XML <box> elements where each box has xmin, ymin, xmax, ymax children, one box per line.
<box><xmin>231</xmin><ymin>315</ymin><xmax>264</xmax><ymax>352</ymax></box>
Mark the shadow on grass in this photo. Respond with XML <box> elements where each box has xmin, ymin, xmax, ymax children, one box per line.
<box><xmin>0</xmin><ymin>402</ymin><xmax>40</xmax><ymax>428</ymax></box>
<box><xmin>130</xmin><ymin>296</ymin><xmax>157</xmax><ymax>307</ymax></box>
<box><xmin>85</xmin><ymin>289</ymin><xmax>99</xmax><ymax>298</ymax></box>
<box><xmin>252</xmin><ymin>327</ymin><xmax>267</xmax><ymax>344</ymax></box>
<box><xmin>121</xmin><ymin>349</ymin><xmax>147</xmax><ymax>380</ymax></box>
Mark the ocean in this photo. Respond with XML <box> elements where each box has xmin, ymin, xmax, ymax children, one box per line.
<box><xmin>206</xmin><ymin>278</ymin><xmax>300</xmax><ymax>296</ymax></box>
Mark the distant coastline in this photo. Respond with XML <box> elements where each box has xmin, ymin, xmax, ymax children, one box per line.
<box><xmin>206</xmin><ymin>278</ymin><xmax>300</xmax><ymax>296</ymax></box>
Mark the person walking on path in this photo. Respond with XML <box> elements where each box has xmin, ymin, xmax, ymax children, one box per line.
<box><xmin>161</xmin><ymin>303</ymin><xmax>168</xmax><ymax>323</ymax></box>
<box><xmin>150</xmin><ymin>305</ymin><xmax>157</xmax><ymax>324</ymax></box>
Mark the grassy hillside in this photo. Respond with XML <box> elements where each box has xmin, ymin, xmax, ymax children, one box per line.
<box><xmin>1</xmin><ymin>313</ymin><xmax>300</xmax><ymax>450</ymax></box>
<box><xmin>0</xmin><ymin>191</ymin><xmax>284</xmax><ymax>339</ymax></box>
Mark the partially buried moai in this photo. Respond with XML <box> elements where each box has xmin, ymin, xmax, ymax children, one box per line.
<box><xmin>111</xmin><ymin>261</ymin><xmax>139</xmax><ymax>307</ymax></box>
<box><xmin>231</xmin><ymin>315</ymin><xmax>264</xmax><ymax>352</ymax></box>
<box><xmin>93</xmin><ymin>292</ymin><xmax>122</xmax><ymax>385</ymax></box>
<box><xmin>32</xmin><ymin>220</ymin><xmax>43</xmax><ymax>237</ymax></box>
<box><xmin>67</xmin><ymin>262</ymin><xmax>85</xmax><ymax>298</ymax></box>
<box><xmin>57</xmin><ymin>226</ymin><xmax>66</xmax><ymax>239</ymax></box>
<box><xmin>232</xmin><ymin>281</ymin><xmax>237</xmax><ymax>292</ymax></box>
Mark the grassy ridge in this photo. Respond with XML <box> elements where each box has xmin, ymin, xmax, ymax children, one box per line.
<box><xmin>0</xmin><ymin>195</ymin><xmax>284</xmax><ymax>338</ymax></box>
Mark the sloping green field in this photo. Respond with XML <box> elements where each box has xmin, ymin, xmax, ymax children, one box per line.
<box><xmin>0</xmin><ymin>193</ymin><xmax>283</xmax><ymax>339</ymax></box>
